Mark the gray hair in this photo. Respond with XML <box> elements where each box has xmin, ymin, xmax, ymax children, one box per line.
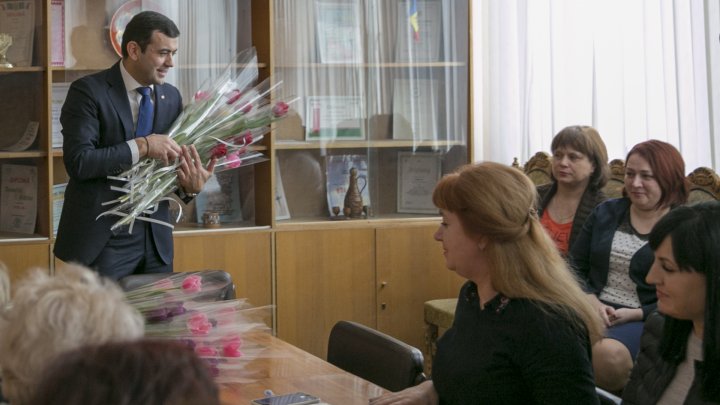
<box><xmin>0</xmin><ymin>264</ymin><xmax>144</xmax><ymax>404</ymax></box>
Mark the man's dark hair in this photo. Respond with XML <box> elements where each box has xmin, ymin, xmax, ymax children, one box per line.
<box><xmin>121</xmin><ymin>11</ymin><xmax>180</xmax><ymax>58</ymax></box>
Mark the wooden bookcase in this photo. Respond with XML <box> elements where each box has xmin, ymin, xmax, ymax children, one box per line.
<box><xmin>0</xmin><ymin>0</ymin><xmax>472</xmax><ymax>359</ymax></box>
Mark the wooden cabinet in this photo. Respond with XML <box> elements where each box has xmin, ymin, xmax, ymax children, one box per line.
<box><xmin>376</xmin><ymin>223</ymin><xmax>464</xmax><ymax>351</ymax></box>
<box><xmin>276</xmin><ymin>227</ymin><xmax>376</xmax><ymax>357</ymax></box>
<box><xmin>275</xmin><ymin>222</ymin><xmax>465</xmax><ymax>359</ymax></box>
<box><xmin>173</xmin><ymin>229</ymin><xmax>272</xmax><ymax>308</ymax></box>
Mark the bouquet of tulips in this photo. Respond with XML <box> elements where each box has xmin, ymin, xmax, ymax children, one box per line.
<box><xmin>99</xmin><ymin>47</ymin><xmax>292</xmax><ymax>232</ymax></box>
<box><xmin>125</xmin><ymin>271</ymin><xmax>272</xmax><ymax>383</ymax></box>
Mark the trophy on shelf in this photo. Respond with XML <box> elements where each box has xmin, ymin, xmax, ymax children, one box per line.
<box><xmin>0</xmin><ymin>33</ymin><xmax>13</xmax><ymax>68</ymax></box>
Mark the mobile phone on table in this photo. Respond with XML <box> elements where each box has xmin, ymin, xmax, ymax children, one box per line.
<box><xmin>250</xmin><ymin>392</ymin><xmax>321</xmax><ymax>405</ymax></box>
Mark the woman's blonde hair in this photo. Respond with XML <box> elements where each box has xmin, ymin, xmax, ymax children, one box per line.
<box><xmin>0</xmin><ymin>264</ymin><xmax>144</xmax><ymax>405</ymax></box>
<box><xmin>433</xmin><ymin>162</ymin><xmax>603</xmax><ymax>342</ymax></box>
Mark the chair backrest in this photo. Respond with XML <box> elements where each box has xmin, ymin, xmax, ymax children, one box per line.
<box><xmin>523</xmin><ymin>151</ymin><xmax>552</xmax><ymax>186</ymax></box>
<box><xmin>327</xmin><ymin>320</ymin><xmax>426</xmax><ymax>392</ymax></box>
<box><xmin>118</xmin><ymin>270</ymin><xmax>236</xmax><ymax>301</ymax></box>
<box><xmin>686</xmin><ymin>166</ymin><xmax>720</xmax><ymax>203</ymax></box>
<box><xmin>602</xmin><ymin>158</ymin><xmax>626</xmax><ymax>199</ymax></box>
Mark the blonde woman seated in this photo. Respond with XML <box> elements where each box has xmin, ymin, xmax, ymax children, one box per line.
<box><xmin>371</xmin><ymin>162</ymin><xmax>602</xmax><ymax>405</ymax></box>
<box><xmin>570</xmin><ymin>140</ymin><xmax>688</xmax><ymax>392</ymax></box>
<box><xmin>0</xmin><ymin>264</ymin><xmax>144</xmax><ymax>405</ymax></box>
<box><xmin>538</xmin><ymin>125</ymin><xmax>609</xmax><ymax>256</ymax></box>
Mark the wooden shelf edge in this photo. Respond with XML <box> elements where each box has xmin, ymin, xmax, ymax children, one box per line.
<box><xmin>273</xmin><ymin>61</ymin><xmax>466</xmax><ymax>69</ymax></box>
<box><xmin>0</xmin><ymin>151</ymin><xmax>48</xmax><ymax>158</ymax></box>
<box><xmin>0</xmin><ymin>66</ymin><xmax>44</xmax><ymax>73</ymax></box>
<box><xmin>275</xmin><ymin>215</ymin><xmax>440</xmax><ymax>231</ymax></box>
<box><xmin>274</xmin><ymin>139</ymin><xmax>466</xmax><ymax>150</ymax></box>
<box><xmin>173</xmin><ymin>224</ymin><xmax>271</xmax><ymax>236</ymax></box>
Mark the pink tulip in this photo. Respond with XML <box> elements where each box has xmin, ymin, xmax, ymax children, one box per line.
<box><xmin>210</xmin><ymin>144</ymin><xmax>228</xmax><ymax>159</ymax></box>
<box><xmin>187</xmin><ymin>313</ymin><xmax>212</xmax><ymax>336</ymax></box>
<box><xmin>193</xmin><ymin>90</ymin><xmax>210</xmax><ymax>101</ymax></box>
<box><xmin>226</xmin><ymin>89</ymin><xmax>242</xmax><ymax>105</ymax></box>
<box><xmin>272</xmin><ymin>101</ymin><xmax>289</xmax><ymax>117</ymax></box>
<box><xmin>225</xmin><ymin>153</ymin><xmax>242</xmax><ymax>169</ymax></box>
<box><xmin>181</xmin><ymin>275</ymin><xmax>202</xmax><ymax>293</ymax></box>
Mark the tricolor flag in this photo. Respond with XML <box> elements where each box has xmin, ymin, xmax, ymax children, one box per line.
<box><xmin>408</xmin><ymin>0</ymin><xmax>420</xmax><ymax>41</ymax></box>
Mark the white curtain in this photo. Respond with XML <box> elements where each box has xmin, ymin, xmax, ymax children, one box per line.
<box><xmin>156</xmin><ymin>0</ymin><xmax>240</xmax><ymax>100</ymax></box>
<box><xmin>473</xmin><ymin>0</ymin><xmax>720</xmax><ymax>171</ymax></box>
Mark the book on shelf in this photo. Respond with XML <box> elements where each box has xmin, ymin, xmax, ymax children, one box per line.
<box><xmin>52</xmin><ymin>183</ymin><xmax>66</xmax><ymax>237</ymax></box>
<box><xmin>51</xmin><ymin>83</ymin><xmax>70</xmax><ymax>148</ymax></box>
<box><xmin>50</xmin><ymin>0</ymin><xmax>64</xmax><ymax>67</ymax></box>
<box><xmin>0</xmin><ymin>0</ymin><xmax>35</xmax><ymax>67</ymax></box>
<box><xmin>392</xmin><ymin>78</ymin><xmax>440</xmax><ymax>141</ymax></box>
<box><xmin>0</xmin><ymin>164</ymin><xmax>37</xmax><ymax>235</ymax></box>
<box><xmin>194</xmin><ymin>170</ymin><xmax>242</xmax><ymax>225</ymax></box>
<box><xmin>325</xmin><ymin>154</ymin><xmax>370</xmax><ymax>218</ymax></box>
<box><xmin>395</xmin><ymin>0</ymin><xmax>442</xmax><ymax>63</ymax></box>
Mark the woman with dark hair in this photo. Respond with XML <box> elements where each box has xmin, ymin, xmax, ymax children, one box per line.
<box><xmin>570</xmin><ymin>139</ymin><xmax>688</xmax><ymax>392</ymax></box>
<box><xmin>622</xmin><ymin>201</ymin><xmax>720</xmax><ymax>404</ymax></box>
<box><xmin>538</xmin><ymin>125</ymin><xmax>609</xmax><ymax>256</ymax></box>
<box><xmin>29</xmin><ymin>340</ymin><xmax>220</xmax><ymax>405</ymax></box>
<box><xmin>371</xmin><ymin>162</ymin><xmax>602</xmax><ymax>404</ymax></box>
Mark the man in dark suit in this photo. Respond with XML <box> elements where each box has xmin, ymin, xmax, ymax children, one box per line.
<box><xmin>55</xmin><ymin>11</ymin><xmax>214</xmax><ymax>280</ymax></box>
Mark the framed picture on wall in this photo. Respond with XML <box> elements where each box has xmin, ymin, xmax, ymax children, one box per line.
<box><xmin>397</xmin><ymin>151</ymin><xmax>441</xmax><ymax>214</ymax></box>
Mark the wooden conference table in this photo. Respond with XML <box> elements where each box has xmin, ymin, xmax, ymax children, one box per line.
<box><xmin>220</xmin><ymin>333</ymin><xmax>387</xmax><ymax>405</ymax></box>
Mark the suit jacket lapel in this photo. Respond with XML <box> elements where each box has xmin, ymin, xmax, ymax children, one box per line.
<box><xmin>106</xmin><ymin>61</ymin><xmax>135</xmax><ymax>141</ymax></box>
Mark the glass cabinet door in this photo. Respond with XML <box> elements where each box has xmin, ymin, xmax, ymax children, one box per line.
<box><xmin>272</xmin><ymin>0</ymin><xmax>469</xmax><ymax>223</ymax></box>
<box><xmin>50</xmin><ymin>0</ymin><xmax>267</xmax><ymax>231</ymax></box>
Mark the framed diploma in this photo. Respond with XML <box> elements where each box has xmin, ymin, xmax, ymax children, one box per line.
<box><xmin>395</xmin><ymin>0</ymin><xmax>442</xmax><ymax>62</ymax></box>
<box><xmin>314</xmin><ymin>0</ymin><xmax>363</xmax><ymax>64</ymax></box>
<box><xmin>397</xmin><ymin>151</ymin><xmax>442</xmax><ymax>214</ymax></box>
<box><xmin>0</xmin><ymin>0</ymin><xmax>35</xmax><ymax>67</ymax></box>
<box><xmin>305</xmin><ymin>96</ymin><xmax>364</xmax><ymax>141</ymax></box>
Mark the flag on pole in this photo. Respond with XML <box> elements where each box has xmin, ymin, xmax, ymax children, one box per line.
<box><xmin>408</xmin><ymin>0</ymin><xmax>420</xmax><ymax>41</ymax></box>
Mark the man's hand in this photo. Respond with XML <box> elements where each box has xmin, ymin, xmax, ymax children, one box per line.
<box><xmin>176</xmin><ymin>145</ymin><xmax>216</xmax><ymax>194</ymax></box>
<box><xmin>140</xmin><ymin>134</ymin><xmax>183</xmax><ymax>165</ymax></box>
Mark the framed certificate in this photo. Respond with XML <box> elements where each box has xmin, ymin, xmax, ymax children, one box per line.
<box><xmin>314</xmin><ymin>0</ymin><xmax>363</xmax><ymax>64</ymax></box>
<box><xmin>395</xmin><ymin>0</ymin><xmax>442</xmax><ymax>62</ymax></box>
<box><xmin>305</xmin><ymin>96</ymin><xmax>364</xmax><ymax>141</ymax></box>
<box><xmin>397</xmin><ymin>151</ymin><xmax>442</xmax><ymax>214</ymax></box>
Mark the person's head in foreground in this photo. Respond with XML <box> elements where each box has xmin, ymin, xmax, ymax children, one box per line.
<box><xmin>639</xmin><ymin>201</ymin><xmax>720</xmax><ymax>401</ymax></box>
<box><xmin>28</xmin><ymin>339</ymin><xmax>220</xmax><ymax>405</ymax></box>
<box><xmin>0</xmin><ymin>264</ymin><xmax>144</xmax><ymax>405</ymax></box>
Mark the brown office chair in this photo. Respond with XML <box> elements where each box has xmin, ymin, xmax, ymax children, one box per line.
<box><xmin>118</xmin><ymin>270</ymin><xmax>236</xmax><ymax>301</ymax></box>
<box><xmin>327</xmin><ymin>320</ymin><xmax>426</xmax><ymax>392</ymax></box>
